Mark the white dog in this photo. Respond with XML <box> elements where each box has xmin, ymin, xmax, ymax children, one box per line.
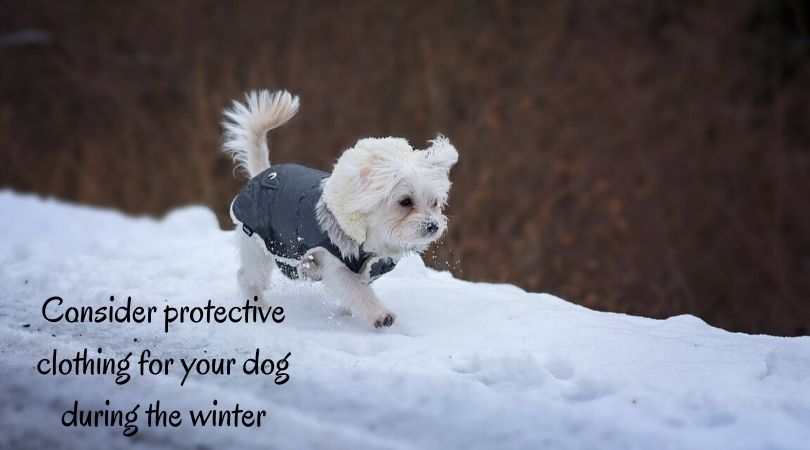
<box><xmin>222</xmin><ymin>90</ymin><xmax>458</xmax><ymax>327</ymax></box>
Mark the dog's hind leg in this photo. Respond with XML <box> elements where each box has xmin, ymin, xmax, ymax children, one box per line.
<box><xmin>236</xmin><ymin>229</ymin><xmax>273</xmax><ymax>304</ymax></box>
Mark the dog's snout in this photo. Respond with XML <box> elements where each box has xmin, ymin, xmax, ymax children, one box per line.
<box><xmin>424</xmin><ymin>219</ymin><xmax>439</xmax><ymax>235</ymax></box>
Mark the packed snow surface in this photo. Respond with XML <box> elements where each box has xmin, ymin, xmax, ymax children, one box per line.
<box><xmin>1</xmin><ymin>191</ymin><xmax>809</xmax><ymax>450</ymax></box>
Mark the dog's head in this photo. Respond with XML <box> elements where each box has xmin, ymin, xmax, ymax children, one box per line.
<box><xmin>322</xmin><ymin>135</ymin><xmax>458</xmax><ymax>256</ymax></box>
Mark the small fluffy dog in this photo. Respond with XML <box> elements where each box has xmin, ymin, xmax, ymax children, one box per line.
<box><xmin>222</xmin><ymin>90</ymin><xmax>458</xmax><ymax>328</ymax></box>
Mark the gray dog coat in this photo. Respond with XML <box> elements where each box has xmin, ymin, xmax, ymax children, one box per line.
<box><xmin>230</xmin><ymin>164</ymin><xmax>397</xmax><ymax>282</ymax></box>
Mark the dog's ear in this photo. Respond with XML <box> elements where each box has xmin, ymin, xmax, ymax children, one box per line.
<box><xmin>322</xmin><ymin>154</ymin><xmax>368</xmax><ymax>244</ymax></box>
<box><xmin>423</xmin><ymin>135</ymin><xmax>458</xmax><ymax>172</ymax></box>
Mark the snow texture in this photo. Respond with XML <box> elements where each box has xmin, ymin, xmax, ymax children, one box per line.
<box><xmin>1</xmin><ymin>191</ymin><xmax>809</xmax><ymax>450</ymax></box>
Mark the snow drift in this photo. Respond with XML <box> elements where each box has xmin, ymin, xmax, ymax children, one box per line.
<box><xmin>0</xmin><ymin>191</ymin><xmax>808</xmax><ymax>450</ymax></box>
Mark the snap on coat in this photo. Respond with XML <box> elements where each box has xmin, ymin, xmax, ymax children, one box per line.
<box><xmin>230</xmin><ymin>164</ymin><xmax>397</xmax><ymax>282</ymax></box>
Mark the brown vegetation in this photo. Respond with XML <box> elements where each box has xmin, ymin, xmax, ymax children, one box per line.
<box><xmin>1</xmin><ymin>0</ymin><xmax>808</xmax><ymax>335</ymax></box>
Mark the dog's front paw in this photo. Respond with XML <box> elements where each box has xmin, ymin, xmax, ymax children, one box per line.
<box><xmin>297</xmin><ymin>250</ymin><xmax>324</xmax><ymax>281</ymax></box>
<box><xmin>373</xmin><ymin>312</ymin><xmax>396</xmax><ymax>328</ymax></box>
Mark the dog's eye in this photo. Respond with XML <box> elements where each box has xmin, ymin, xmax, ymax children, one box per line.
<box><xmin>399</xmin><ymin>197</ymin><xmax>413</xmax><ymax>208</ymax></box>
<box><xmin>432</xmin><ymin>200</ymin><xmax>439</xmax><ymax>208</ymax></box>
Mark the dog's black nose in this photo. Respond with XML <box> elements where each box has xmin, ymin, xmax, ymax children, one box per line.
<box><xmin>424</xmin><ymin>220</ymin><xmax>439</xmax><ymax>235</ymax></box>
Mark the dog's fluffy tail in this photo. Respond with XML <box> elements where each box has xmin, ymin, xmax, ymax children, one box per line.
<box><xmin>222</xmin><ymin>90</ymin><xmax>300</xmax><ymax>178</ymax></box>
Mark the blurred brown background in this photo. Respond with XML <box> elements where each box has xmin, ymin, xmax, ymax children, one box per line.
<box><xmin>1</xmin><ymin>0</ymin><xmax>808</xmax><ymax>335</ymax></box>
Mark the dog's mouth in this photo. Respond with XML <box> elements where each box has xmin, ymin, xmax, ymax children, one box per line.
<box><xmin>402</xmin><ymin>231</ymin><xmax>444</xmax><ymax>253</ymax></box>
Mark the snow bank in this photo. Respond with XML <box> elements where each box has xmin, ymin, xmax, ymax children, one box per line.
<box><xmin>1</xmin><ymin>191</ymin><xmax>808</xmax><ymax>450</ymax></box>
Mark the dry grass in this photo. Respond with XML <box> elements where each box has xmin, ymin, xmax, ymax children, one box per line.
<box><xmin>1</xmin><ymin>0</ymin><xmax>808</xmax><ymax>335</ymax></box>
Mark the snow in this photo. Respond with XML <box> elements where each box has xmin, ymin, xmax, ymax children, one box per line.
<box><xmin>1</xmin><ymin>190</ymin><xmax>809</xmax><ymax>450</ymax></box>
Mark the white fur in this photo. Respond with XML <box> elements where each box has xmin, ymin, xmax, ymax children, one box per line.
<box><xmin>222</xmin><ymin>90</ymin><xmax>300</xmax><ymax>177</ymax></box>
<box><xmin>223</xmin><ymin>90</ymin><xmax>458</xmax><ymax>328</ymax></box>
<box><xmin>321</xmin><ymin>136</ymin><xmax>458</xmax><ymax>257</ymax></box>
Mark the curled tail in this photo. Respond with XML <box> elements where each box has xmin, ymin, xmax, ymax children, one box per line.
<box><xmin>222</xmin><ymin>90</ymin><xmax>300</xmax><ymax>178</ymax></box>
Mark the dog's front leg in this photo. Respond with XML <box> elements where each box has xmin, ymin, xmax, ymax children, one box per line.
<box><xmin>320</xmin><ymin>254</ymin><xmax>395</xmax><ymax>328</ymax></box>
